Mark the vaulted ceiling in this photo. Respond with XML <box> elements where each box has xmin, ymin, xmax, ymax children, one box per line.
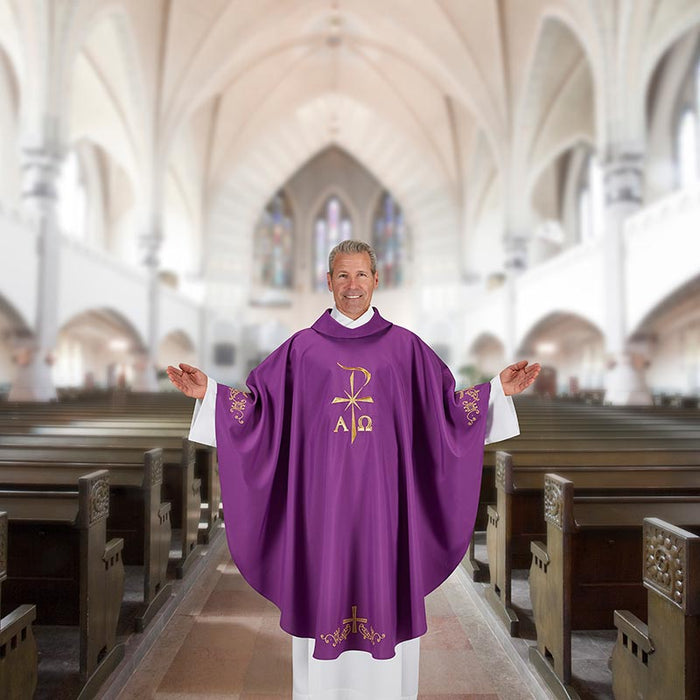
<box><xmin>1</xmin><ymin>0</ymin><xmax>699</xmax><ymax>285</ymax></box>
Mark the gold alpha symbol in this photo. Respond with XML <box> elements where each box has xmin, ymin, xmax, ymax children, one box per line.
<box><xmin>332</xmin><ymin>363</ymin><xmax>374</xmax><ymax>444</ymax></box>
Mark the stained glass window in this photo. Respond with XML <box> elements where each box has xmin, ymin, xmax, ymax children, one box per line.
<box><xmin>372</xmin><ymin>192</ymin><xmax>406</xmax><ymax>287</ymax></box>
<box><xmin>254</xmin><ymin>190</ymin><xmax>293</xmax><ymax>295</ymax></box>
<box><xmin>314</xmin><ymin>196</ymin><xmax>352</xmax><ymax>290</ymax></box>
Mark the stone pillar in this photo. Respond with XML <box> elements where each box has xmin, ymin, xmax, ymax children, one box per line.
<box><xmin>198</xmin><ymin>305</ymin><xmax>210</xmax><ymax>376</ymax></box>
<box><xmin>132</xmin><ymin>232</ymin><xmax>161</xmax><ymax>391</ymax></box>
<box><xmin>503</xmin><ymin>232</ymin><xmax>528</xmax><ymax>363</ymax></box>
<box><xmin>8</xmin><ymin>147</ymin><xmax>63</xmax><ymax>401</ymax></box>
<box><xmin>602</xmin><ymin>150</ymin><xmax>652</xmax><ymax>405</ymax></box>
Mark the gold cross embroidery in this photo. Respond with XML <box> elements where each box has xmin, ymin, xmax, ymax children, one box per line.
<box><xmin>342</xmin><ymin>605</ymin><xmax>368</xmax><ymax>633</ymax></box>
<box><xmin>332</xmin><ymin>363</ymin><xmax>374</xmax><ymax>444</ymax></box>
<box><xmin>320</xmin><ymin>605</ymin><xmax>386</xmax><ymax>647</ymax></box>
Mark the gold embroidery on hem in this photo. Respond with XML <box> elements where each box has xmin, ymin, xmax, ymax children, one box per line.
<box><xmin>228</xmin><ymin>387</ymin><xmax>249</xmax><ymax>424</ymax></box>
<box><xmin>456</xmin><ymin>386</ymin><xmax>481</xmax><ymax>426</ymax></box>
<box><xmin>320</xmin><ymin>605</ymin><xmax>386</xmax><ymax>647</ymax></box>
<box><xmin>320</xmin><ymin>624</ymin><xmax>351</xmax><ymax>648</ymax></box>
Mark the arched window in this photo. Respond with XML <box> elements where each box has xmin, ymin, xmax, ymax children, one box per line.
<box><xmin>675</xmin><ymin>53</ymin><xmax>700</xmax><ymax>189</ymax></box>
<box><xmin>372</xmin><ymin>191</ymin><xmax>406</xmax><ymax>288</ymax></box>
<box><xmin>313</xmin><ymin>195</ymin><xmax>352</xmax><ymax>291</ymax></box>
<box><xmin>253</xmin><ymin>190</ymin><xmax>294</xmax><ymax>295</ymax></box>
<box><xmin>577</xmin><ymin>153</ymin><xmax>604</xmax><ymax>243</ymax></box>
<box><xmin>678</xmin><ymin>109</ymin><xmax>699</xmax><ymax>187</ymax></box>
<box><xmin>57</xmin><ymin>150</ymin><xmax>88</xmax><ymax>240</ymax></box>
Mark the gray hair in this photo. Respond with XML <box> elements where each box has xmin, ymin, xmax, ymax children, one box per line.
<box><xmin>328</xmin><ymin>240</ymin><xmax>377</xmax><ymax>275</ymax></box>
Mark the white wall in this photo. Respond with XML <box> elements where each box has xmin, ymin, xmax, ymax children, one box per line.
<box><xmin>625</xmin><ymin>182</ymin><xmax>700</xmax><ymax>334</ymax></box>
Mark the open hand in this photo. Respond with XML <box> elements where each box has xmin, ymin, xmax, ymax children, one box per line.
<box><xmin>166</xmin><ymin>363</ymin><xmax>208</xmax><ymax>400</ymax></box>
<box><xmin>499</xmin><ymin>360</ymin><xmax>541</xmax><ymax>396</ymax></box>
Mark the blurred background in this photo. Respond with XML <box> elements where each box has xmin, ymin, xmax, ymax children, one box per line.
<box><xmin>0</xmin><ymin>0</ymin><xmax>699</xmax><ymax>404</ymax></box>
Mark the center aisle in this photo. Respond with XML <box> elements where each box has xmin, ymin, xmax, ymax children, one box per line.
<box><xmin>116</xmin><ymin>533</ymin><xmax>549</xmax><ymax>699</ymax></box>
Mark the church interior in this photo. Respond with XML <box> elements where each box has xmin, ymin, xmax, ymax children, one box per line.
<box><xmin>0</xmin><ymin>1</ymin><xmax>699</xmax><ymax>699</ymax></box>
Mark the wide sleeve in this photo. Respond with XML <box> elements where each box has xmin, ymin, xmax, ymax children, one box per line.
<box><xmin>406</xmin><ymin>338</ymin><xmax>492</xmax><ymax>598</ymax></box>
<box><xmin>484</xmin><ymin>374</ymin><xmax>520</xmax><ymax>445</ymax></box>
<box><xmin>188</xmin><ymin>376</ymin><xmax>218</xmax><ymax>446</ymax></box>
<box><xmin>213</xmin><ymin>337</ymin><xmax>295</xmax><ymax>612</ymax></box>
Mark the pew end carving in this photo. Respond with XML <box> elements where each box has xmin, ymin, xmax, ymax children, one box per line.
<box><xmin>528</xmin><ymin>474</ymin><xmax>580</xmax><ymax>699</ymax></box>
<box><xmin>78</xmin><ymin>470</ymin><xmax>125</xmax><ymax>683</ymax></box>
<box><xmin>137</xmin><ymin>448</ymin><xmax>172</xmax><ymax>632</ymax></box>
<box><xmin>485</xmin><ymin>451</ymin><xmax>520</xmax><ymax>635</ymax></box>
<box><xmin>612</xmin><ymin>518</ymin><xmax>700</xmax><ymax>700</ymax></box>
<box><xmin>0</xmin><ymin>511</ymin><xmax>38</xmax><ymax>700</ymax></box>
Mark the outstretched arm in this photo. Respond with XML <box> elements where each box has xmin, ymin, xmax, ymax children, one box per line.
<box><xmin>499</xmin><ymin>360</ymin><xmax>541</xmax><ymax>396</ymax></box>
<box><xmin>166</xmin><ymin>363</ymin><xmax>208</xmax><ymax>400</ymax></box>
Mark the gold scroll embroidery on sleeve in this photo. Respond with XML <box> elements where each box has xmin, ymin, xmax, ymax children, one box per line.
<box><xmin>455</xmin><ymin>386</ymin><xmax>480</xmax><ymax>425</ymax></box>
<box><xmin>228</xmin><ymin>387</ymin><xmax>249</xmax><ymax>424</ymax></box>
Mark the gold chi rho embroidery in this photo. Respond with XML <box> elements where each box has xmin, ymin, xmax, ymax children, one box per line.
<box><xmin>332</xmin><ymin>363</ymin><xmax>374</xmax><ymax>444</ymax></box>
<box><xmin>456</xmin><ymin>386</ymin><xmax>480</xmax><ymax>425</ymax></box>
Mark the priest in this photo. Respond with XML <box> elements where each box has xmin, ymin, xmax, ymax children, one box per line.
<box><xmin>166</xmin><ymin>239</ymin><xmax>540</xmax><ymax>700</ymax></box>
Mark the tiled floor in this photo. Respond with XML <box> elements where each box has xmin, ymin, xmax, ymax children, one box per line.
<box><xmin>117</xmin><ymin>538</ymin><xmax>550</xmax><ymax>699</ymax></box>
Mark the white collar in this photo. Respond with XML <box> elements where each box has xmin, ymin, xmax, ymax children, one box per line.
<box><xmin>330</xmin><ymin>306</ymin><xmax>375</xmax><ymax>329</ymax></box>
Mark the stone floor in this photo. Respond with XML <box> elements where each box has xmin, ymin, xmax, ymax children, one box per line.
<box><xmin>113</xmin><ymin>532</ymin><xmax>554</xmax><ymax>699</ymax></box>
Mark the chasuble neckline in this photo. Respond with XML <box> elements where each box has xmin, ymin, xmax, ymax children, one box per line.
<box><xmin>313</xmin><ymin>306</ymin><xmax>390</xmax><ymax>338</ymax></box>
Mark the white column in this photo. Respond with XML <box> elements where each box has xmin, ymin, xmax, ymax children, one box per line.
<box><xmin>503</xmin><ymin>232</ymin><xmax>528</xmax><ymax>363</ymax></box>
<box><xmin>198</xmin><ymin>305</ymin><xmax>210</xmax><ymax>376</ymax></box>
<box><xmin>602</xmin><ymin>150</ymin><xmax>652</xmax><ymax>405</ymax></box>
<box><xmin>8</xmin><ymin>147</ymin><xmax>63</xmax><ymax>401</ymax></box>
<box><xmin>132</xmin><ymin>232</ymin><xmax>161</xmax><ymax>391</ymax></box>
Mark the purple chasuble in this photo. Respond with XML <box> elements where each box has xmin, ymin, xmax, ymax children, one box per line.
<box><xmin>215</xmin><ymin>308</ymin><xmax>490</xmax><ymax>660</ymax></box>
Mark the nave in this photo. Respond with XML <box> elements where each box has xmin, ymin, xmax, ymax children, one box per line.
<box><xmin>110</xmin><ymin>532</ymin><xmax>549</xmax><ymax>700</ymax></box>
<box><xmin>2</xmin><ymin>391</ymin><xmax>698</xmax><ymax>700</ymax></box>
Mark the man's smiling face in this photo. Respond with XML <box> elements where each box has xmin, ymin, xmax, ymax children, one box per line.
<box><xmin>327</xmin><ymin>252</ymin><xmax>379</xmax><ymax>320</ymax></box>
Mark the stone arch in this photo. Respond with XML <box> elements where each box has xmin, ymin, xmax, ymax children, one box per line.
<box><xmin>306</xmin><ymin>167</ymin><xmax>371</xmax><ymax>240</ymax></box>
<box><xmin>466</xmin><ymin>333</ymin><xmax>506</xmax><ymax>384</ymax></box>
<box><xmin>54</xmin><ymin>307</ymin><xmax>146</xmax><ymax>389</ymax></box>
<box><xmin>158</xmin><ymin>329</ymin><xmax>197</xmax><ymax>375</ymax></box>
<box><xmin>640</xmin><ymin>7</ymin><xmax>700</xmax><ymax>127</ymax></box>
<box><xmin>518</xmin><ymin>311</ymin><xmax>605</xmax><ymax>396</ymax></box>
<box><xmin>205</xmin><ymin>91</ymin><xmax>460</xmax><ymax>305</ymax></box>
<box><xmin>646</xmin><ymin>25</ymin><xmax>700</xmax><ymax>199</ymax></box>
<box><xmin>68</xmin><ymin>7</ymin><xmax>144</xmax><ymax>199</ymax></box>
<box><xmin>518</xmin><ymin>15</ymin><xmax>596</xmax><ymax>204</ymax></box>
<box><xmin>629</xmin><ymin>272</ymin><xmax>700</xmax><ymax>396</ymax></box>
<box><xmin>0</xmin><ymin>43</ymin><xmax>21</xmax><ymax>208</ymax></box>
<box><xmin>528</xmin><ymin>140</ymin><xmax>594</xmax><ymax>263</ymax></box>
<box><xmin>0</xmin><ymin>292</ymin><xmax>33</xmax><ymax>390</ymax></box>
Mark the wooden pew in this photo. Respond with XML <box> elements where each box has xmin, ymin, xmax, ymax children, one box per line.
<box><xmin>472</xmin><ymin>427</ymin><xmax>700</xmax><ymax>533</ymax></box>
<box><xmin>0</xmin><ymin>400</ymin><xmax>218</xmax><ymax>546</ymax></box>
<box><xmin>482</xmin><ymin>449</ymin><xmax>700</xmax><ymax>635</ymax></box>
<box><xmin>0</xmin><ymin>445</ymin><xmax>171</xmax><ymax>631</ymax></box>
<box><xmin>0</xmin><ymin>511</ymin><xmax>37</xmax><ymax>700</ymax></box>
<box><xmin>0</xmin><ymin>428</ymin><xmax>220</xmax><ymax>544</ymax></box>
<box><xmin>0</xmin><ymin>441</ymin><xmax>200</xmax><ymax>577</ymax></box>
<box><xmin>611</xmin><ymin>518</ymin><xmax>700</xmax><ymax>700</ymax></box>
<box><xmin>0</xmin><ymin>470</ymin><xmax>125</xmax><ymax>689</ymax></box>
<box><xmin>465</xmin><ymin>395</ymin><xmax>699</xmax><ymax>566</ymax></box>
<box><xmin>528</xmin><ymin>473</ymin><xmax>700</xmax><ymax>698</ymax></box>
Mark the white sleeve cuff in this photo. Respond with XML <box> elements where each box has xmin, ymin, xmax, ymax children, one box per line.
<box><xmin>484</xmin><ymin>374</ymin><xmax>520</xmax><ymax>445</ymax></box>
<box><xmin>188</xmin><ymin>376</ymin><xmax>218</xmax><ymax>447</ymax></box>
